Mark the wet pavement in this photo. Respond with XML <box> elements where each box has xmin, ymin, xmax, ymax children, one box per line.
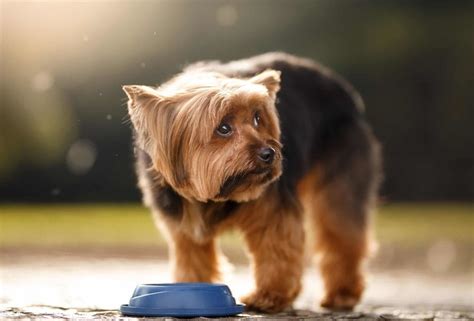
<box><xmin>1</xmin><ymin>256</ymin><xmax>473</xmax><ymax>320</ymax></box>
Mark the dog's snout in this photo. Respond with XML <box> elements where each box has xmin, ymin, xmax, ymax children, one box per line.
<box><xmin>257</xmin><ymin>147</ymin><xmax>275</xmax><ymax>164</ymax></box>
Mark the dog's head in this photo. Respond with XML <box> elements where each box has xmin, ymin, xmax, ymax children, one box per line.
<box><xmin>123</xmin><ymin>69</ymin><xmax>282</xmax><ymax>202</ymax></box>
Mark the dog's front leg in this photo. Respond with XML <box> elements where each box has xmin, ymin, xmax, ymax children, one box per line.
<box><xmin>238</xmin><ymin>204</ymin><xmax>305</xmax><ymax>313</ymax></box>
<box><xmin>170</xmin><ymin>232</ymin><xmax>221</xmax><ymax>283</ymax></box>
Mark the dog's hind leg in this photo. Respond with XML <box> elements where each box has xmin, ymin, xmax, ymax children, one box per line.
<box><xmin>303</xmin><ymin>122</ymin><xmax>381</xmax><ymax>310</ymax></box>
<box><xmin>310</xmin><ymin>178</ymin><xmax>371</xmax><ymax>310</ymax></box>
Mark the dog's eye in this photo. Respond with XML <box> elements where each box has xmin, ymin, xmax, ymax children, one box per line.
<box><xmin>216</xmin><ymin>123</ymin><xmax>232</xmax><ymax>137</ymax></box>
<box><xmin>253</xmin><ymin>112</ymin><xmax>261</xmax><ymax>127</ymax></box>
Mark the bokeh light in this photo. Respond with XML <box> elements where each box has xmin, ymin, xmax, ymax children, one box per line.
<box><xmin>66</xmin><ymin>140</ymin><xmax>97</xmax><ymax>175</ymax></box>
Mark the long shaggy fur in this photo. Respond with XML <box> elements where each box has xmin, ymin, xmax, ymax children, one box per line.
<box><xmin>124</xmin><ymin>52</ymin><xmax>382</xmax><ymax>313</ymax></box>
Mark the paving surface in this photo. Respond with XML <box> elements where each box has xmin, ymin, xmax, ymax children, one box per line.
<box><xmin>2</xmin><ymin>305</ymin><xmax>473</xmax><ymax>320</ymax></box>
<box><xmin>1</xmin><ymin>256</ymin><xmax>473</xmax><ymax>320</ymax></box>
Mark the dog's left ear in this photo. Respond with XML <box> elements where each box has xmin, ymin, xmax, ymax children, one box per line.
<box><xmin>122</xmin><ymin>85</ymin><xmax>163</xmax><ymax>148</ymax></box>
<box><xmin>250</xmin><ymin>69</ymin><xmax>281</xmax><ymax>99</ymax></box>
<box><xmin>122</xmin><ymin>85</ymin><xmax>189</xmax><ymax>191</ymax></box>
<box><xmin>123</xmin><ymin>85</ymin><xmax>160</xmax><ymax>107</ymax></box>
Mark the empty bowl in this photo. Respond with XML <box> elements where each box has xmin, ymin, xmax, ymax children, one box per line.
<box><xmin>120</xmin><ymin>283</ymin><xmax>245</xmax><ymax>317</ymax></box>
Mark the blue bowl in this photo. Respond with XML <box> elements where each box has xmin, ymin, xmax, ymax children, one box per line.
<box><xmin>120</xmin><ymin>283</ymin><xmax>245</xmax><ymax>317</ymax></box>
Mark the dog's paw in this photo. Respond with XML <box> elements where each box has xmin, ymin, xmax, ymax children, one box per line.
<box><xmin>320</xmin><ymin>291</ymin><xmax>361</xmax><ymax>310</ymax></box>
<box><xmin>241</xmin><ymin>290</ymin><xmax>294</xmax><ymax>313</ymax></box>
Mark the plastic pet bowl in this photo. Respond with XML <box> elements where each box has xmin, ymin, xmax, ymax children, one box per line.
<box><xmin>120</xmin><ymin>283</ymin><xmax>245</xmax><ymax>317</ymax></box>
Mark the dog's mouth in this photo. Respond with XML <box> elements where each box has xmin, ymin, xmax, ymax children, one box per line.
<box><xmin>216</xmin><ymin>166</ymin><xmax>277</xmax><ymax>199</ymax></box>
<box><xmin>251</xmin><ymin>167</ymin><xmax>272</xmax><ymax>176</ymax></box>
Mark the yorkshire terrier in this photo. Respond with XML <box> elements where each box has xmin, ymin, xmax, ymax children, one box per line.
<box><xmin>123</xmin><ymin>52</ymin><xmax>381</xmax><ymax>312</ymax></box>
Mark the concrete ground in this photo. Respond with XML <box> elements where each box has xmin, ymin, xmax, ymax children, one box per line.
<box><xmin>1</xmin><ymin>255</ymin><xmax>473</xmax><ymax>320</ymax></box>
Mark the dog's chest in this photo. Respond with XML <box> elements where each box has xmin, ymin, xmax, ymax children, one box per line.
<box><xmin>177</xmin><ymin>200</ymin><xmax>240</xmax><ymax>242</ymax></box>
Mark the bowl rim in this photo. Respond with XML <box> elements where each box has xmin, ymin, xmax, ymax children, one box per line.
<box><xmin>137</xmin><ymin>282</ymin><xmax>227</xmax><ymax>287</ymax></box>
<box><xmin>120</xmin><ymin>303</ymin><xmax>245</xmax><ymax>317</ymax></box>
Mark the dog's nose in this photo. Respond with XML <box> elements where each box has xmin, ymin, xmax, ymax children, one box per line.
<box><xmin>257</xmin><ymin>147</ymin><xmax>275</xmax><ymax>164</ymax></box>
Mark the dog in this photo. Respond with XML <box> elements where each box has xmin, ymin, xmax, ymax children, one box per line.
<box><xmin>123</xmin><ymin>52</ymin><xmax>381</xmax><ymax>312</ymax></box>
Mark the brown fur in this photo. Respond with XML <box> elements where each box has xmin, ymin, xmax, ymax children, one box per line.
<box><xmin>124</xmin><ymin>53</ymin><xmax>381</xmax><ymax>313</ymax></box>
<box><xmin>230</xmin><ymin>189</ymin><xmax>305</xmax><ymax>312</ymax></box>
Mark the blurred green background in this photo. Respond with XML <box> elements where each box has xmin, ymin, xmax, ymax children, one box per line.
<box><xmin>1</xmin><ymin>0</ymin><xmax>473</xmax><ymax>201</ymax></box>
<box><xmin>0</xmin><ymin>1</ymin><xmax>472</xmax><ymax>274</ymax></box>
<box><xmin>0</xmin><ymin>203</ymin><xmax>472</xmax><ymax>274</ymax></box>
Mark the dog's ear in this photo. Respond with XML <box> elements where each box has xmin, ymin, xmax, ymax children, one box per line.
<box><xmin>250</xmin><ymin>69</ymin><xmax>281</xmax><ymax>99</ymax></box>
<box><xmin>122</xmin><ymin>85</ymin><xmax>162</xmax><ymax>136</ymax></box>
<box><xmin>123</xmin><ymin>85</ymin><xmax>188</xmax><ymax>190</ymax></box>
<box><xmin>123</xmin><ymin>85</ymin><xmax>159</xmax><ymax>105</ymax></box>
<box><xmin>123</xmin><ymin>84</ymin><xmax>166</xmax><ymax>164</ymax></box>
